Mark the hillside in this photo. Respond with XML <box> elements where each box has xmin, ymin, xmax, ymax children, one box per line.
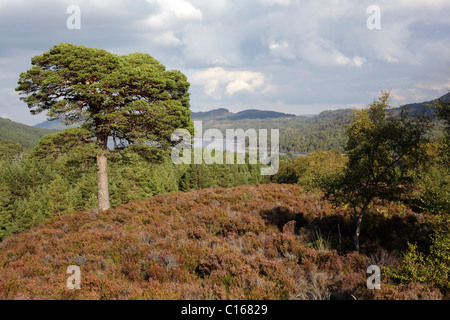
<box><xmin>34</xmin><ymin>119</ymin><xmax>78</xmax><ymax>131</ymax></box>
<box><xmin>31</xmin><ymin>93</ymin><xmax>447</xmax><ymax>153</ymax></box>
<box><xmin>34</xmin><ymin>108</ymin><xmax>298</xmax><ymax>129</ymax></box>
<box><xmin>191</xmin><ymin>108</ymin><xmax>297</xmax><ymax>121</ymax></box>
<box><xmin>393</xmin><ymin>92</ymin><xmax>450</xmax><ymax>116</ymax></box>
<box><xmin>198</xmin><ymin>109</ymin><xmax>355</xmax><ymax>153</ymax></box>
<box><xmin>0</xmin><ymin>183</ymin><xmax>442</xmax><ymax>300</ymax></box>
<box><xmin>193</xmin><ymin>94</ymin><xmax>446</xmax><ymax>153</ymax></box>
<box><xmin>0</xmin><ymin>117</ymin><xmax>58</xmax><ymax>149</ymax></box>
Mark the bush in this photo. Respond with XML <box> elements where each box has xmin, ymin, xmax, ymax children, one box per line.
<box><xmin>386</xmin><ymin>220</ymin><xmax>450</xmax><ymax>296</ymax></box>
<box><xmin>271</xmin><ymin>150</ymin><xmax>346</xmax><ymax>190</ymax></box>
<box><xmin>415</xmin><ymin>163</ymin><xmax>450</xmax><ymax>215</ymax></box>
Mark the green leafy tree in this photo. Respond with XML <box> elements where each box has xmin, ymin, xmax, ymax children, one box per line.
<box><xmin>272</xmin><ymin>150</ymin><xmax>347</xmax><ymax>189</ymax></box>
<box><xmin>412</xmin><ymin>96</ymin><xmax>450</xmax><ymax>215</ymax></box>
<box><xmin>324</xmin><ymin>91</ymin><xmax>432</xmax><ymax>251</ymax></box>
<box><xmin>432</xmin><ymin>96</ymin><xmax>450</xmax><ymax>165</ymax></box>
<box><xmin>411</xmin><ymin>141</ymin><xmax>450</xmax><ymax>215</ymax></box>
<box><xmin>16</xmin><ymin>43</ymin><xmax>193</xmax><ymax>210</ymax></box>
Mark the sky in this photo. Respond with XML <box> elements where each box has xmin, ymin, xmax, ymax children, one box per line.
<box><xmin>0</xmin><ymin>0</ymin><xmax>450</xmax><ymax>126</ymax></box>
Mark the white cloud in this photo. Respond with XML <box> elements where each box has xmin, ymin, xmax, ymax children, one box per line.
<box><xmin>378</xmin><ymin>22</ymin><xmax>420</xmax><ymax>65</ymax></box>
<box><xmin>268</xmin><ymin>40</ymin><xmax>296</xmax><ymax>60</ymax></box>
<box><xmin>145</xmin><ymin>0</ymin><xmax>202</xmax><ymax>29</ymax></box>
<box><xmin>182</xmin><ymin>24</ymin><xmax>244</xmax><ymax>66</ymax></box>
<box><xmin>189</xmin><ymin>0</ymin><xmax>228</xmax><ymax>19</ymax></box>
<box><xmin>381</xmin><ymin>0</ymin><xmax>450</xmax><ymax>11</ymax></box>
<box><xmin>416</xmin><ymin>40</ymin><xmax>450</xmax><ymax>66</ymax></box>
<box><xmin>352</xmin><ymin>56</ymin><xmax>367</xmax><ymax>67</ymax></box>
<box><xmin>415</xmin><ymin>79</ymin><xmax>450</xmax><ymax>92</ymax></box>
<box><xmin>1</xmin><ymin>0</ymin><xmax>450</xmax><ymax>122</ymax></box>
<box><xmin>336</xmin><ymin>55</ymin><xmax>351</xmax><ymax>65</ymax></box>
<box><xmin>300</xmin><ymin>36</ymin><xmax>354</xmax><ymax>67</ymax></box>
<box><xmin>152</xmin><ymin>30</ymin><xmax>182</xmax><ymax>46</ymax></box>
<box><xmin>191</xmin><ymin>67</ymin><xmax>268</xmax><ymax>99</ymax></box>
<box><xmin>260</xmin><ymin>0</ymin><xmax>294</xmax><ymax>6</ymax></box>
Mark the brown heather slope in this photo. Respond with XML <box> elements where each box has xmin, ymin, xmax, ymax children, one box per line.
<box><xmin>0</xmin><ymin>184</ymin><xmax>440</xmax><ymax>300</ymax></box>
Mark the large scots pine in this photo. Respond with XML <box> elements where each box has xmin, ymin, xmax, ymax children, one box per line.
<box><xmin>16</xmin><ymin>43</ymin><xmax>193</xmax><ymax>210</ymax></box>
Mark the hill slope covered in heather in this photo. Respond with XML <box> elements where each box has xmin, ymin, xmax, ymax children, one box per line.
<box><xmin>0</xmin><ymin>183</ymin><xmax>443</xmax><ymax>300</ymax></box>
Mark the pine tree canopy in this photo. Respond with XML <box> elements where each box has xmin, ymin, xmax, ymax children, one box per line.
<box><xmin>16</xmin><ymin>43</ymin><xmax>193</xmax><ymax>150</ymax></box>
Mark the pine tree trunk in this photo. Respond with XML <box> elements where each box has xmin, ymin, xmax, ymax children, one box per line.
<box><xmin>97</xmin><ymin>150</ymin><xmax>110</xmax><ymax>211</ymax></box>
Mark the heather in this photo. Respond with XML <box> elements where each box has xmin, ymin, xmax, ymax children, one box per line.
<box><xmin>0</xmin><ymin>184</ymin><xmax>446</xmax><ymax>300</ymax></box>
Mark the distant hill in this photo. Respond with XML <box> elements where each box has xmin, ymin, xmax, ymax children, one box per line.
<box><xmin>191</xmin><ymin>94</ymin><xmax>447</xmax><ymax>153</ymax></box>
<box><xmin>191</xmin><ymin>108</ymin><xmax>230</xmax><ymax>121</ymax></box>
<box><xmin>33</xmin><ymin>109</ymin><xmax>297</xmax><ymax>129</ymax></box>
<box><xmin>389</xmin><ymin>92</ymin><xmax>449</xmax><ymax>117</ymax></box>
<box><xmin>193</xmin><ymin>108</ymin><xmax>297</xmax><ymax>121</ymax></box>
<box><xmin>0</xmin><ymin>117</ymin><xmax>58</xmax><ymax>149</ymax></box>
<box><xmin>198</xmin><ymin>108</ymin><xmax>355</xmax><ymax>153</ymax></box>
<box><xmin>30</xmin><ymin>93</ymin><xmax>447</xmax><ymax>153</ymax></box>
<box><xmin>33</xmin><ymin>109</ymin><xmax>299</xmax><ymax>130</ymax></box>
<box><xmin>34</xmin><ymin>119</ymin><xmax>79</xmax><ymax>130</ymax></box>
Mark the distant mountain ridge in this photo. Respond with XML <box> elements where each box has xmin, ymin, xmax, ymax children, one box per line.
<box><xmin>191</xmin><ymin>108</ymin><xmax>297</xmax><ymax>121</ymax></box>
<box><xmin>34</xmin><ymin>119</ymin><xmax>78</xmax><ymax>130</ymax></box>
<box><xmin>393</xmin><ymin>92</ymin><xmax>450</xmax><ymax>116</ymax></box>
<box><xmin>11</xmin><ymin>92</ymin><xmax>447</xmax><ymax>152</ymax></box>
<box><xmin>34</xmin><ymin>92</ymin><xmax>449</xmax><ymax>129</ymax></box>
<box><xmin>32</xmin><ymin>108</ymin><xmax>300</xmax><ymax>129</ymax></box>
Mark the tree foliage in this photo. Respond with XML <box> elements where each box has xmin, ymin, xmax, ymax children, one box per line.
<box><xmin>16</xmin><ymin>43</ymin><xmax>192</xmax><ymax>147</ymax></box>
<box><xmin>271</xmin><ymin>150</ymin><xmax>347</xmax><ymax>189</ymax></box>
<box><xmin>16</xmin><ymin>43</ymin><xmax>193</xmax><ymax>210</ymax></box>
<box><xmin>30</xmin><ymin>127</ymin><xmax>98</xmax><ymax>163</ymax></box>
<box><xmin>387</xmin><ymin>218</ymin><xmax>450</xmax><ymax>294</ymax></box>
<box><xmin>432</xmin><ymin>96</ymin><xmax>450</xmax><ymax>165</ymax></box>
<box><xmin>0</xmin><ymin>140</ymin><xmax>23</xmax><ymax>162</ymax></box>
<box><xmin>323</xmin><ymin>91</ymin><xmax>432</xmax><ymax>251</ymax></box>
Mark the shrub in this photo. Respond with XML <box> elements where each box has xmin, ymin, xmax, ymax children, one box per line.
<box><xmin>386</xmin><ymin>220</ymin><xmax>449</xmax><ymax>296</ymax></box>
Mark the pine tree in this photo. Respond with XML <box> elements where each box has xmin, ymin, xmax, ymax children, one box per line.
<box><xmin>16</xmin><ymin>43</ymin><xmax>193</xmax><ymax>211</ymax></box>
